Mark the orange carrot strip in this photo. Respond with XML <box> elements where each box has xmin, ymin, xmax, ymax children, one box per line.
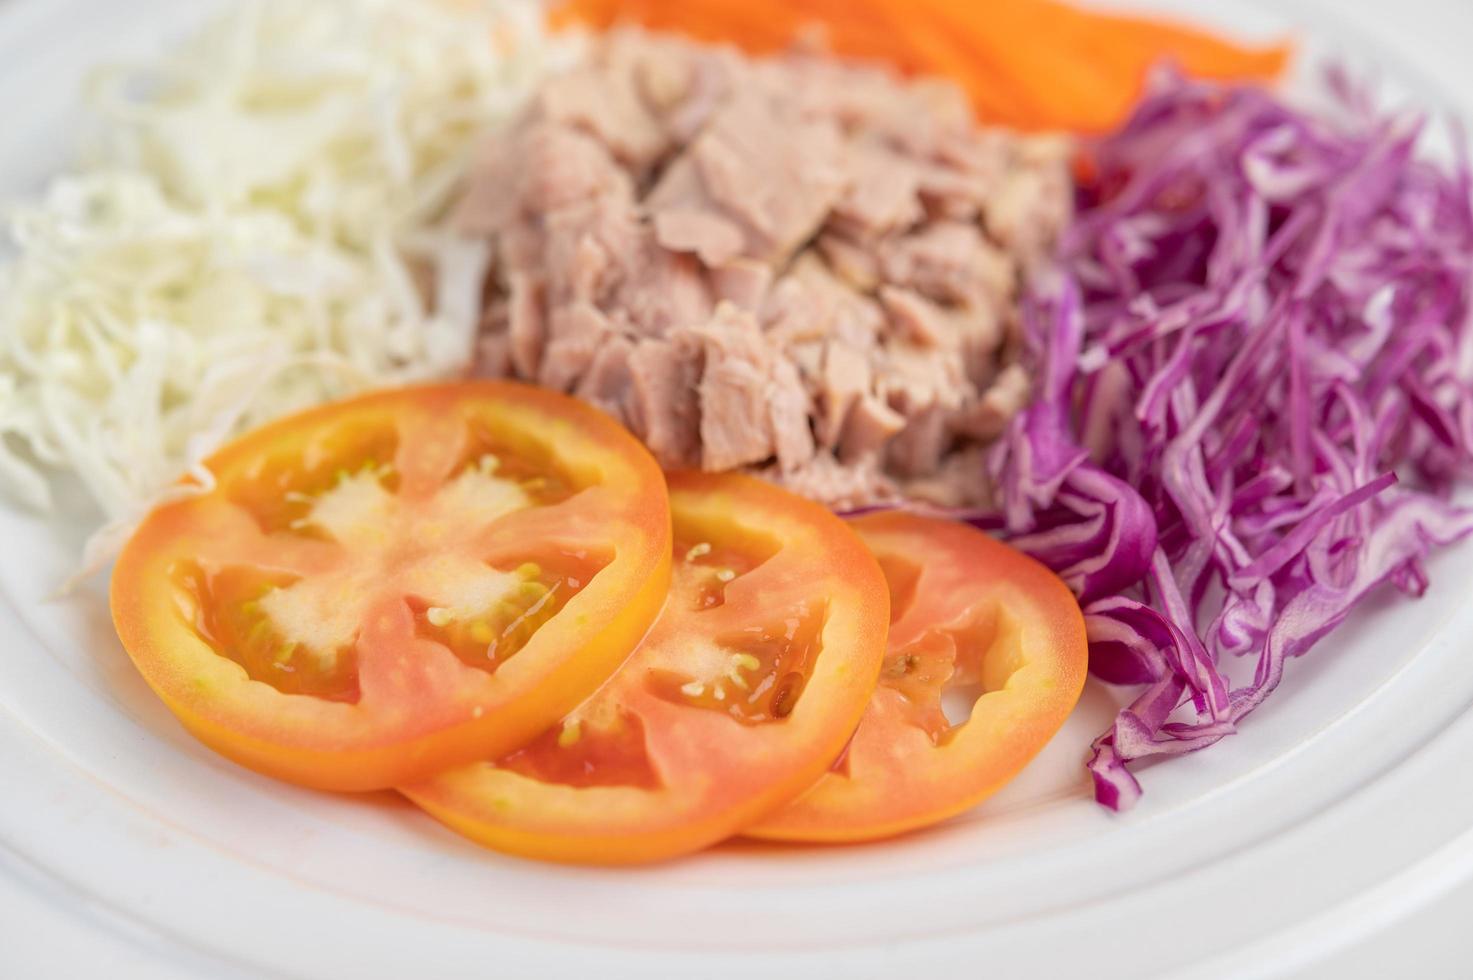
<box><xmin>547</xmin><ymin>0</ymin><xmax>1293</xmax><ymax>133</ymax></box>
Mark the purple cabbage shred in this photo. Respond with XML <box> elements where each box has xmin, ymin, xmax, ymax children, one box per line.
<box><xmin>990</xmin><ymin>73</ymin><xmax>1473</xmax><ymax>809</ymax></box>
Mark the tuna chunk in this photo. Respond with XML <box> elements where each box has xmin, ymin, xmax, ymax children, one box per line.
<box><xmin>628</xmin><ymin>332</ymin><xmax>704</xmax><ymax>468</ymax></box>
<box><xmin>576</xmin><ymin>334</ymin><xmax>637</xmax><ymax>419</ymax></box>
<box><xmin>474</xmin><ymin>327</ymin><xmax>511</xmax><ymax>379</ymax></box>
<box><xmin>648</xmin><ymin>89</ymin><xmax>847</xmax><ymax>266</ymax></box>
<box><xmin>831</xmin><ymin>143</ymin><xmax>925</xmax><ymax>240</ymax></box>
<box><xmin>539</xmin><ymin>302</ymin><xmax>612</xmax><ymax>391</ymax></box>
<box><xmin>817</xmin><ymin>232</ymin><xmax>882</xmax><ymax>292</ymax></box>
<box><xmin>767</xmin><ymin>355</ymin><xmax>816</xmax><ymax>472</ymax></box>
<box><xmin>505</xmin><ymin>273</ymin><xmax>545</xmax><ymax>379</ymax></box>
<box><xmin>841</xmin><ymin>395</ymin><xmax>906</xmax><ymax>463</ymax></box>
<box><xmin>539</xmin><ymin>65</ymin><xmax>668</xmax><ymax>173</ymax></box>
<box><xmin>611</xmin><ymin>244</ymin><xmax>713</xmax><ymax>337</ymax></box>
<box><xmin>765</xmin><ymin>253</ymin><xmax>884</xmax><ymax>349</ymax></box>
<box><xmin>709</xmin><ymin>259</ymin><xmax>772</xmax><ymax>313</ymax></box>
<box><xmin>880</xmin><ymin>286</ymin><xmax>957</xmax><ymax>349</ymax></box>
<box><xmin>880</xmin><ymin>222</ymin><xmax>1014</xmax><ymax>308</ymax></box>
<box><xmin>983</xmin><ymin>136</ymin><xmax>1074</xmax><ymax>261</ymax></box>
<box><xmin>456</xmin><ymin>123</ymin><xmax>631</xmax><ymax>236</ymax></box>
<box><xmin>654</xmin><ymin>209</ymin><xmax>745</xmax><ymax>267</ymax></box>
<box><xmin>953</xmin><ymin>362</ymin><xmax>1032</xmax><ymax>441</ymax></box>
<box><xmin>887</xmin><ymin>403</ymin><xmax>954</xmax><ymax>477</ymax></box>
<box><xmin>693</xmin><ymin>306</ymin><xmax>783</xmax><ymax>471</ymax></box>
<box><xmin>817</xmin><ymin>341</ymin><xmax>871</xmax><ymax>449</ymax></box>
<box><xmin>903</xmin><ymin>446</ymin><xmax>994</xmax><ymax>509</ymax></box>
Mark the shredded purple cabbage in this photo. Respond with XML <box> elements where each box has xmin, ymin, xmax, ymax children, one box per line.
<box><xmin>990</xmin><ymin>73</ymin><xmax>1473</xmax><ymax>809</ymax></box>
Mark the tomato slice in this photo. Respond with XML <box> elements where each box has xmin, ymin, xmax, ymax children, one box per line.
<box><xmin>110</xmin><ymin>382</ymin><xmax>671</xmax><ymax>792</ymax></box>
<box><xmin>401</xmin><ymin>471</ymin><xmax>890</xmax><ymax>864</ymax></box>
<box><xmin>747</xmin><ymin>512</ymin><xmax>1088</xmax><ymax>842</ymax></box>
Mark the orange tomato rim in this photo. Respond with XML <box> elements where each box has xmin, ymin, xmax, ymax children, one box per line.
<box><xmin>110</xmin><ymin>380</ymin><xmax>673</xmax><ymax>792</ymax></box>
<box><xmin>402</xmin><ymin>470</ymin><xmax>891</xmax><ymax>864</ymax></box>
<box><xmin>746</xmin><ymin>510</ymin><xmax>1088</xmax><ymax>843</ymax></box>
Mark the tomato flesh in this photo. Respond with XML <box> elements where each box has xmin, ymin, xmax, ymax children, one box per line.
<box><xmin>401</xmin><ymin>471</ymin><xmax>890</xmax><ymax>864</ymax></box>
<box><xmin>110</xmin><ymin>382</ymin><xmax>671</xmax><ymax>792</ymax></box>
<box><xmin>747</xmin><ymin>512</ymin><xmax>1088</xmax><ymax>842</ymax></box>
<box><xmin>177</xmin><ymin>562</ymin><xmax>361</xmax><ymax>703</ymax></box>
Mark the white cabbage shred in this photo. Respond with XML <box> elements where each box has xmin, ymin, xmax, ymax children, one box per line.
<box><xmin>0</xmin><ymin>0</ymin><xmax>573</xmax><ymax>561</ymax></box>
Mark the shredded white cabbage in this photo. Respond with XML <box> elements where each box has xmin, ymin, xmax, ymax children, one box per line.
<box><xmin>0</xmin><ymin>0</ymin><xmax>574</xmax><ymax>559</ymax></box>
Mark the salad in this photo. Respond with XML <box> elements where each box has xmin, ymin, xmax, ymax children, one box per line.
<box><xmin>4</xmin><ymin>0</ymin><xmax>1472</xmax><ymax>864</ymax></box>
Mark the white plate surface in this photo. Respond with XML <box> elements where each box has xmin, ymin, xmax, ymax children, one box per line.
<box><xmin>3</xmin><ymin>1</ymin><xmax>1473</xmax><ymax>977</ymax></box>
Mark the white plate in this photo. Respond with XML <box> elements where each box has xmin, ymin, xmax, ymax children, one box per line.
<box><xmin>3</xmin><ymin>1</ymin><xmax>1473</xmax><ymax>977</ymax></box>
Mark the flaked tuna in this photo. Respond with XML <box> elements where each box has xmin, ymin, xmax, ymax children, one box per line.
<box><xmin>457</xmin><ymin>28</ymin><xmax>1070</xmax><ymax>507</ymax></box>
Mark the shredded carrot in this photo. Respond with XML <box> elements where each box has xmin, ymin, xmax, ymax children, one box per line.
<box><xmin>549</xmin><ymin>0</ymin><xmax>1293</xmax><ymax>133</ymax></box>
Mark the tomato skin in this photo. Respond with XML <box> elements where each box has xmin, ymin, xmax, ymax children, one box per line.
<box><xmin>746</xmin><ymin>512</ymin><xmax>1088</xmax><ymax>843</ymax></box>
<box><xmin>110</xmin><ymin>382</ymin><xmax>671</xmax><ymax>792</ymax></box>
<box><xmin>402</xmin><ymin>471</ymin><xmax>890</xmax><ymax>864</ymax></box>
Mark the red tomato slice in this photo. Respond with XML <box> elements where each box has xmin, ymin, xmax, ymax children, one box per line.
<box><xmin>110</xmin><ymin>382</ymin><xmax>671</xmax><ymax>791</ymax></box>
<box><xmin>401</xmin><ymin>471</ymin><xmax>890</xmax><ymax>864</ymax></box>
<box><xmin>747</xmin><ymin>512</ymin><xmax>1088</xmax><ymax>842</ymax></box>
